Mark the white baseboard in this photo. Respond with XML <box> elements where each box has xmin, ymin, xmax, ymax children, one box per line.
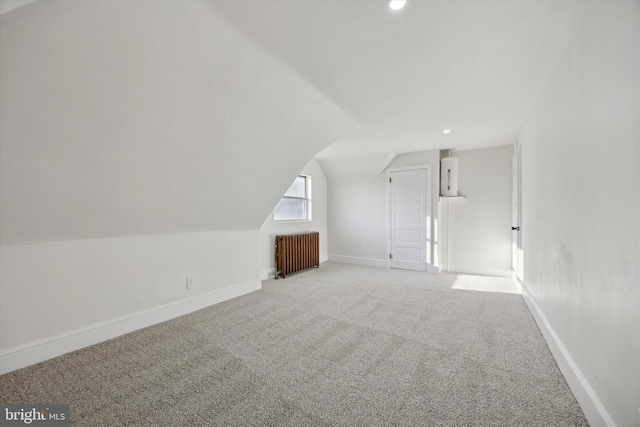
<box><xmin>0</xmin><ymin>279</ymin><xmax>261</xmax><ymax>375</ymax></box>
<box><xmin>426</xmin><ymin>264</ymin><xmax>441</xmax><ymax>273</ymax></box>
<box><xmin>449</xmin><ymin>266</ymin><xmax>512</xmax><ymax>278</ymax></box>
<box><xmin>521</xmin><ymin>285</ymin><xmax>614</xmax><ymax>427</ymax></box>
<box><xmin>259</xmin><ymin>268</ymin><xmax>276</xmax><ymax>281</ymax></box>
<box><xmin>328</xmin><ymin>254</ymin><xmax>388</xmax><ymax>269</ymax></box>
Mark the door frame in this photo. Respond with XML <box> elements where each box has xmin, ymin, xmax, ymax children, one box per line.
<box><xmin>512</xmin><ymin>140</ymin><xmax>523</xmax><ymax>292</ymax></box>
<box><xmin>386</xmin><ymin>165</ymin><xmax>435</xmax><ymax>272</ymax></box>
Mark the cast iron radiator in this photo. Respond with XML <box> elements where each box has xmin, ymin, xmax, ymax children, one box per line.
<box><xmin>275</xmin><ymin>232</ymin><xmax>319</xmax><ymax>279</ymax></box>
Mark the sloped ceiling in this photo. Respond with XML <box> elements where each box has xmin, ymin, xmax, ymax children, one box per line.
<box><xmin>210</xmin><ymin>0</ymin><xmax>578</xmax><ymax>160</ymax></box>
<box><xmin>0</xmin><ymin>0</ymin><xmax>356</xmax><ymax>243</ymax></box>
<box><xmin>1</xmin><ymin>0</ymin><xmax>578</xmax><ymax>244</ymax></box>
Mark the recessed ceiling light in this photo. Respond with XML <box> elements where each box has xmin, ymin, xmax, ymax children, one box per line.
<box><xmin>443</xmin><ymin>129</ymin><xmax>451</xmax><ymax>134</ymax></box>
<box><xmin>388</xmin><ymin>0</ymin><xmax>406</xmax><ymax>11</ymax></box>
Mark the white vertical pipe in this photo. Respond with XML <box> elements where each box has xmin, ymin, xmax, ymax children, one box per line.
<box><xmin>440</xmin><ymin>157</ymin><xmax>459</xmax><ymax>197</ymax></box>
<box><xmin>447</xmin><ymin>198</ymin><xmax>451</xmax><ymax>272</ymax></box>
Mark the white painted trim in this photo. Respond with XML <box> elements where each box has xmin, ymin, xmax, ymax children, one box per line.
<box><xmin>425</xmin><ymin>164</ymin><xmax>433</xmax><ymax>267</ymax></box>
<box><xmin>521</xmin><ymin>285</ymin><xmax>613</xmax><ymax>427</ymax></box>
<box><xmin>0</xmin><ymin>279</ymin><xmax>261</xmax><ymax>374</ymax></box>
<box><xmin>328</xmin><ymin>254</ymin><xmax>388</xmax><ymax>269</ymax></box>
<box><xmin>426</xmin><ymin>264</ymin><xmax>441</xmax><ymax>273</ymax></box>
<box><xmin>438</xmin><ymin>196</ymin><xmax>467</xmax><ymax>202</ymax></box>
<box><xmin>386</xmin><ymin>165</ymin><xmax>432</xmax><ymax>173</ymax></box>
<box><xmin>259</xmin><ymin>268</ymin><xmax>276</xmax><ymax>281</ymax></box>
<box><xmin>386</xmin><ymin>171</ymin><xmax>391</xmax><ymax>273</ymax></box>
<box><xmin>449</xmin><ymin>266</ymin><xmax>513</xmax><ymax>278</ymax></box>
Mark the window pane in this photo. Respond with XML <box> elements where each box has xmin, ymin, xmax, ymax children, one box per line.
<box><xmin>284</xmin><ymin>176</ymin><xmax>306</xmax><ymax>198</ymax></box>
<box><xmin>274</xmin><ymin>198</ymin><xmax>306</xmax><ymax>221</ymax></box>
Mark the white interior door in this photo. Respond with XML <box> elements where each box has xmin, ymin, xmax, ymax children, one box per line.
<box><xmin>390</xmin><ymin>169</ymin><xmax>427</xmax><ymax>271</ymax></box>
<box><xmin>512</xmin><ymin>145</ymin><xmax>523</xmax><ymax>291</ymax></box>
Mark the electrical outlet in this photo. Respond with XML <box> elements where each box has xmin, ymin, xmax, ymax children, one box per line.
<box><xmin>186</xmin><ymin>278</ymin><xmax>193</xmax><ymax>290</ymax></box>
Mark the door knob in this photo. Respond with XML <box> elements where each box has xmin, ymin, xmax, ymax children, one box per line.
<box><xmin>511</xmin><ymin>226</ymin><xmax>520</xmax><ymax>231</ymax></box>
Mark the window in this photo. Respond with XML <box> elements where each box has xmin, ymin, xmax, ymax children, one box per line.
<box><xmin>274</xmin><ymin>175</ymin><xmax>311</xmax><ymax>221</ymax></box>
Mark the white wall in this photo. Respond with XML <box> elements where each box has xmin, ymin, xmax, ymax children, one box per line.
<box><xmin>445</xmin><ymin>145</ymin><xmax>512</xmax><ymax>277</ymax></box>
<box><xmin>323</xmin><ymin>150</ymin><xmax>442</xmax><ymax>268</ymax></box>
<box><xmin>258</xmin><ymin>159</ymin><xmax>328</xmax><ymax>279</ymax></box>
<box><xmin>518</xmin><ymin>2</ymin><xmax>639</xmax><ymax>426</ymax></box>
<box><xmin>324</xmin><ymin>147</ymin><xmax>511</xmax><ymax>276</ymax></box>
<box><xmin>0</xmin><ymin>230</ymin><xmax>259</xmax><ymax>373</ymax></box>
<box><xmin>0</xmin><ymin>1</ymin><xmax>355</xmax><ymax>372</ymax></box>
<box><xmin>323</xmin><ymin>155</ymin><xmax>390</xmax><ymax>267</ymax></box>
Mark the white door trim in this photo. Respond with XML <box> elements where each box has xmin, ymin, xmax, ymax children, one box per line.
<box><xmin>512</xmin><ymin>140</ymin><xmax>523</xmax><ymax>292</ymax></box>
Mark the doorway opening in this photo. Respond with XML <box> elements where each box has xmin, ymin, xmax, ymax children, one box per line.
<box><xmin>512</xmin><ymin>141</ymin><xmax>523</xmax><ymax>292</ymax></box>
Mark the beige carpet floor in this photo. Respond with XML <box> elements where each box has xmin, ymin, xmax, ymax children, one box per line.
<box><xmin>0</xmin><ymin>262</ymin><xmax>588</xmax><ymax>426</ymax></box>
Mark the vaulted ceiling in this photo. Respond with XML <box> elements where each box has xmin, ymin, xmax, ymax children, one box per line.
<box><xmin>0</xmin><ymin>0</ymin><xmax>355</xmax><ymax>243</ymax></box>
<box><xmin>0</xmin><ymin>0</ymin><xmax>579</xmax><ymax>243</ymax></box>
<box><xmin>210</xmin><ymin>0</ymin><xmax>578</xmax><ymax>160</ymax></box>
